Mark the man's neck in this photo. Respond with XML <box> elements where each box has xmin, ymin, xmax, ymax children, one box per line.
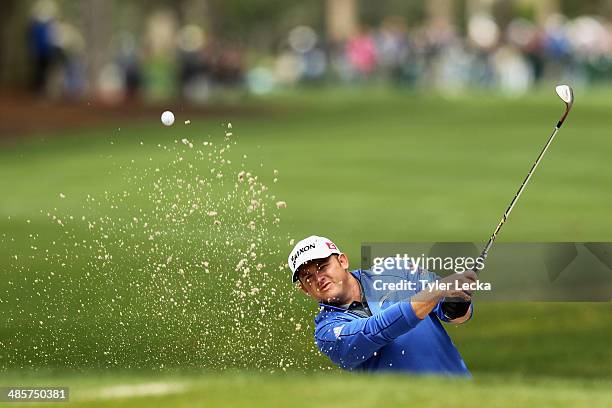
<box><xmin>343</xmin><ymin>273</ymin><xmax>363</xmax><ymax>305</ymax></box>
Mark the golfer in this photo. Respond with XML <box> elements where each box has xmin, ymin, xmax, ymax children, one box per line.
<box><xmin>289</xmin><ymin>235</ymin><xmax>475</xmax><ymax>375</ymax></box>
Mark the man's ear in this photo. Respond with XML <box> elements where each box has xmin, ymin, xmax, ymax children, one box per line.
<box><xmin>338</xmin><ymin>253</ymin><xmax>349</xmax><ymax>270</ymax></box>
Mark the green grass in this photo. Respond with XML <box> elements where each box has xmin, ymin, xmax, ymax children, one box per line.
<box><xmin>2</xmin><ymin>371</ymin><xmax>611</xmax><ymax>407</ymax></box>
<box><xmin>1</xmin><ymin>87</ymin><xmax>611</xmax><ymax>388</ymax></box>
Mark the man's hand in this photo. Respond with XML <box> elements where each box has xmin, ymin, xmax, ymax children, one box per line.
<box><xmin>410</xmin><ymin>270</ymin><xmax>477</xmax><ymax>320</ymax></box>
<box><xmin>438</xmin><ymin>270</ymin><xmax>478</xmax><ymax>300</ymax></box>
<box><xmin>442</xmin><ymin>302</ymin><xmax>472</xmax><ymax>323</ymax></box>
<box><xmin>439</xmin><ymin>270</ymin><xmax>477</xmax><ymax>323</ymax></box>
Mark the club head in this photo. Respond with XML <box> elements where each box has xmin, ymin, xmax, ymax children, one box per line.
<box><xmin>556</xmin><ymin>85</ymin><xmax>574</xmax><ymax>107</ymax></box>
<box><xmin>555</xmin><ymin>85</ymin><xmax>574</xmax><ymax>128</ymax></box>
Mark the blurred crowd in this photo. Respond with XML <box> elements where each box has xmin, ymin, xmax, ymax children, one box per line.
<box><xmin>26</xmin><ymin>1</ymin><xmax>243</xmax><ymax>103</ymax></box>
<box><xmin>26</xmin><ymin>0</ymin><xmax>612</xmax><ymax>103</ymax></box>
<box><xmin>268</xmin><ymin>13</ymin><xmax>612</xmax><ymax>96</ymax></box>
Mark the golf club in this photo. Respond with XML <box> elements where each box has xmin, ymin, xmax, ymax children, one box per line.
<box><xmin>474</xmin><ymin>84</ymin><xmax>575</xmax><ymax>271</ymax></box>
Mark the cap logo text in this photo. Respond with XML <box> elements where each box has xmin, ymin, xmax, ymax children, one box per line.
<box><xmin>291</xmin><ymin>243</ymin><xmax>316</xmax><ymax>267</ymax></box>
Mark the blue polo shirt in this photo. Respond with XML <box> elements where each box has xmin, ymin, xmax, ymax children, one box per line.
<box><xmin>314</xmin><ymin>269</ymin><xmax>471</xmax><ymax>376</ymax></box>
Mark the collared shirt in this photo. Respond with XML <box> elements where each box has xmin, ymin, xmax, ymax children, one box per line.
<box><xmin>313</xmin><ymin>269</ymin><xmax>471</xmax><ymax>376</ymax></box>
<box><xmin>337</xmin><ymin>278</ymin><xmax>372</xmax><ymax>318</ymax></box>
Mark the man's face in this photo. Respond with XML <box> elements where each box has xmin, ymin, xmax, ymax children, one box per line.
<box><xmin>297</xmin><ymin>254</ymin><xmax>351</xmax><ymax>304</ymax></box>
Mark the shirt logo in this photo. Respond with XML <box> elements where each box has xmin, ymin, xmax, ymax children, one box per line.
<box><xmin>333</xmin><ymin>325</ymin><xmax>344</xmax><ymax>338</ymax></box>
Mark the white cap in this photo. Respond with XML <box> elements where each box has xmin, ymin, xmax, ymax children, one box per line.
<box><xmin>288</xmin><ymin>235</ymin><xmax>341</xmax><ymax>282</ymax></box>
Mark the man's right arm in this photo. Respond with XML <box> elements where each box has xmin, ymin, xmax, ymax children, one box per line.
<box><xmin>315</xmin><ymin>301</ymin><xmax>422</xmax><ymax>370</ymax></box>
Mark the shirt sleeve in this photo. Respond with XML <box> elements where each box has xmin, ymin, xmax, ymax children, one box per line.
<box><xmin>315</xmin><ymin>301</ymin><xmax>422</xmax><ymax>370</ymax></box>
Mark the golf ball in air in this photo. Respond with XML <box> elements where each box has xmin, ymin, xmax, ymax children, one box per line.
<box><xmin>161</xmin><ymin>110</ymin><xmax>175</xmax><ymax>126</ymax></box>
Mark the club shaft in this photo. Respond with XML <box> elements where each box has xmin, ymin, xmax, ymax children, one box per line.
<box><xmin>476</xmin><ymin>124</ymin><xmax>561</xmax><ymax>269</ymax></box>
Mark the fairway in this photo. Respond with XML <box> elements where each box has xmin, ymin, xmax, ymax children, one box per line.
<box><xmin>2</xmin><ymin>371</ymin><xmax>612</xmax><ymax>407</ymax></box>
<box><xmin>1</xmin><ymin>88</ymin><xmax>611</xmax><ymax>403</ymax></box>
